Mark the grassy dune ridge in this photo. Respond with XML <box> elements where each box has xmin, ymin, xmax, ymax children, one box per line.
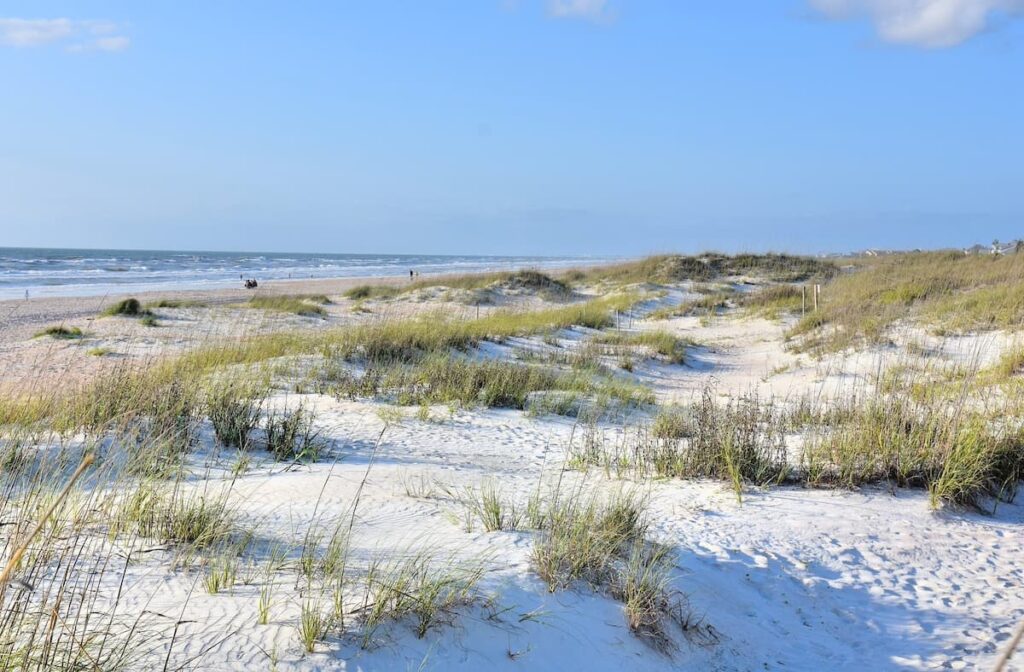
<box><xmin>789</xmin><ymin>251</ymin><xmax>1024</xmax><ymax>351</ymax></box>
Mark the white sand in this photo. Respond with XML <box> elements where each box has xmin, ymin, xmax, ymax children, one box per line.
<box><xmin>104</xmin><ymin>398</ymin><xmax>1023</xmax><ymax>670</ymax></box>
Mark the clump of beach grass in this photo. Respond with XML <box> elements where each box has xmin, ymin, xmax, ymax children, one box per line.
<box><xmin>526</xmin><ymin>486</ymin><xmax>698</xmax><ymax>651</ymax></box>
<box><xmin>102</xmin><ymin>297</ymin><xmax>152</xmax><ymax>317</ymax></box>
<box><xmin>207</xmin><ymin>382</ymin><xmax>266</xmax><ymax>449</ymax></box>
<box><xmin>359</xmin><ymin>552</ymin><xmax>484</xmax><ymax>647</ymax></box>
<box><xmin>264</xmin><ymin>404</ymin><xmax>325</xmax><ymax>461</ymax></box>
<box><xmin>592</xmin><ymin>330</ymin><xmax>691</xmax><ymax>364</ymax></box>
<box><xmin>325</xmin><ymin>352</ymin><xmax>652</xmax><ymax>414</ymax></box>
<box><xmin>739</xmin><ymin>284</ymin><xmax>804</xmax><ymax>319</ymax></box>
<box><xmin>345</xmin><ymin>285</ymin><xmax>400</xmax><ymax>300</ymax></box>
<box><xmin>145</xmin><ymin>298</ymin><xmax>208</xmax><ymax>309</ymax></box>
<box><xmin>33</xmin><ymin>325</ymin><xmax>83</xmax><ymax>339</ymax></box>
<box><xmin>464</xmin><ymin>481</ymin><xmax>523</xmax><ymax>531</ymax></box>
<box><xmin>113</xmin><ymin>483</ymin><xmax>236</xmax><ymax>549</ymax></box>
<box><xmin>248</xmin><ymin>294</ymin><xmax>328</xmax><ymax>317</ymax></box>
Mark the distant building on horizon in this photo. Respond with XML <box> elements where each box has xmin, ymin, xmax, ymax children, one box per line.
<box><xmin>963</xmin><ymin>240</ymin><xmax>1022</xmax><ymax>255</ymax></box>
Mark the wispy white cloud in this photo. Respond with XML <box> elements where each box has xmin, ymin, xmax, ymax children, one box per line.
<box><xmin>93</xmin><ymin>35</ymin><xmax>130</xmax><ymax>52</ymax></box>
<box><xmin>0</xmin><ymin>18</ymin><xmax>73</xmax><ymax>46</ymax></box>
<box><xmin>0</xmin><ymin>17</ymin><xmax>130</xmax><ymax>52</ymax></box>
<box><xmin>810</xmin><ymin>0</ymin><xmax>1024</xmax><ymax>47</ymax></box>
<box><xmin>546</xmin><ymin>0</ymin><xmax>614</xmax><ymax>23</ymax></box>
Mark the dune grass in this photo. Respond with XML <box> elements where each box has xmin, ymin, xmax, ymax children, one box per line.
<box><xmin>101</xmin><ymin>297</ymin><xmax>152</xmax><ymax>317</ymax></box>
<box><xmin>788</xmin><ymin>251</ymin><xmax>1024</xmax><ymax>352</ymax></box>
<box><xmin>325</xmin><ymin>352</ymin><xmax>652</xmax><ymax>413</ymax></box>
<box><xmin>0</xmin><ymin>294</ymin><xmax>644</xmax><ymax>432</ymax></box>
<box><xmin>569</xmin><ymin>377</ymin><xmax>1024</xmax><ymax>510</ymax></box>
<box><xmin>344</xmin><ymin>284</ymin><xmax>401</xmax><ymax>300</ymax></box>
<box><xmin>569</xmin><ymin>253</ymin><xmax>836</xmax><ymax>286</ymax></box>
<box><xmin>591</xmin><ymin>330</ymin><xmax>691</xmax><ymax>364</ymax></box>
<box><xmin>739</xmin><ymin>284</ymin><xmax>804</xmax><ymax>319</ymax></box>
<box><xmin>248</xmin><ymin>294</ymin><xmax>328</xmax><ymax>317</ymax></box>
<box><xmin>649</xmin><ymin>290</ymin><xmax>734</xmax><ymax>320</ymax></box>
<box><xmin>264</xmin><ymin>404</ymin><xmax>326</xmax><ymax>461</ymax></box>
<box><xmin>145</xmin><ymin>299</ymin><xmax>208</xmax><ymax>309</ymax></box>
<box><xmin>345</xmin><ymin>269</ymin><xmax>572</xmax><ymax>302</ymax></box>
<box><xmin>33</xmin><ymin>325</ymin><xmax>83</xmax><ymax>340</ymax></box>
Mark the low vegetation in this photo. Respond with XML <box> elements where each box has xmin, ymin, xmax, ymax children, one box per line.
<box><xmin>344</xmin><ymin>284</ymin><xmax>400</xmax><ymax>300</ymax></box>
<box><xmin>264</xmin><ymin>404</ymin><xmax>325</xmax><ymax>461</ymax></box>
<box><xmin>570</xmin><ymin>380</ymin><xmax>1023</xmax><ymax>510</ymax></box>
<box><xmin>571</xmin><ymin>253</ymin><xmax>836</xmax><ymax>286</ymax></box>
<box><xmin>464</xmin><ymin>484</ymin><xmax>708</xmax><ymax>652</ymax></box>
<box><xmin>207</xmin><ymin>382</ymin><xmax>266</xmax><ymax>449</ymax></box>
<box><xmin>739</xmin><ymin>284</ymin><xmax>804</xmax><ymax>319</ymax></box>
<box><xmin>789</xmin><ymin>251</ymin><xmax>1024</xmax><ymax>352</ymax></box>
<box><xmin>33</xmin><ymin>325</ymin><xmax>83</xmax><ymax>339</ymax></box>
<box><xmin>649</xmin><ymin>290</ymin><xmax>734</xmax><ymax>320</ymax></box>
<box><xmin>591</xmin><ymin>330</ymin><xmax>691</xmax><ymax>364</ymax></box>
<box><xmin>324</xmin><ymin>352</ymin><xmax>652</xmax><ymax>414</ymax></box>
<box><xmin>102</xmin><ymin>297</ymin><xmax>152</xmax><ymax>317</ymax></box>
<box><xmin>248</xmin><ymin>294</ymin><xmax>329</xmax><ymax>317</ymax></box>
<box><xmin>145</xmin><ymin>298</ymin><xmax>208</xmax><ymax>309</ymax></box>
<box><xmin>344</xmin><ymin>269</ymin><xmax>572</xmax><ymax>302</ymax></box>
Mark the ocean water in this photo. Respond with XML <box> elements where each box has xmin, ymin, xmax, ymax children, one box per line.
<box><xmin>0</xmin><ymin>248</ymin><xmax>613</xmax><ymax>300</ymax></box>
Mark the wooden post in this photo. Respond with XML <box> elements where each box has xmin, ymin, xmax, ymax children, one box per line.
<box><xmin>802</xmin><ymin>286</ymin><xmax>806</xmax><ymax>316</ymax></box>
<box><xmin>813</xmin><ymin>284</ymin><xmax>820</xmax><ymax>312</ymax></box>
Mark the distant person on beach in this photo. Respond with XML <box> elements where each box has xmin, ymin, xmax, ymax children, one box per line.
<box><xmin>24</xmin><ymin>290</ymin><xmax>29</xmax><ymax>300</ymax></box>
<box><xmin>409</xmin><ymin>269</ymin><xmax>414</xmax><ymax>281</ymax></box>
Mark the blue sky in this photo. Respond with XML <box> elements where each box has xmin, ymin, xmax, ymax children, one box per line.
<box><xmin>1</xmin><ymin>1</ymin><xmax>1022</xmax><ymax>256</ymax></box>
